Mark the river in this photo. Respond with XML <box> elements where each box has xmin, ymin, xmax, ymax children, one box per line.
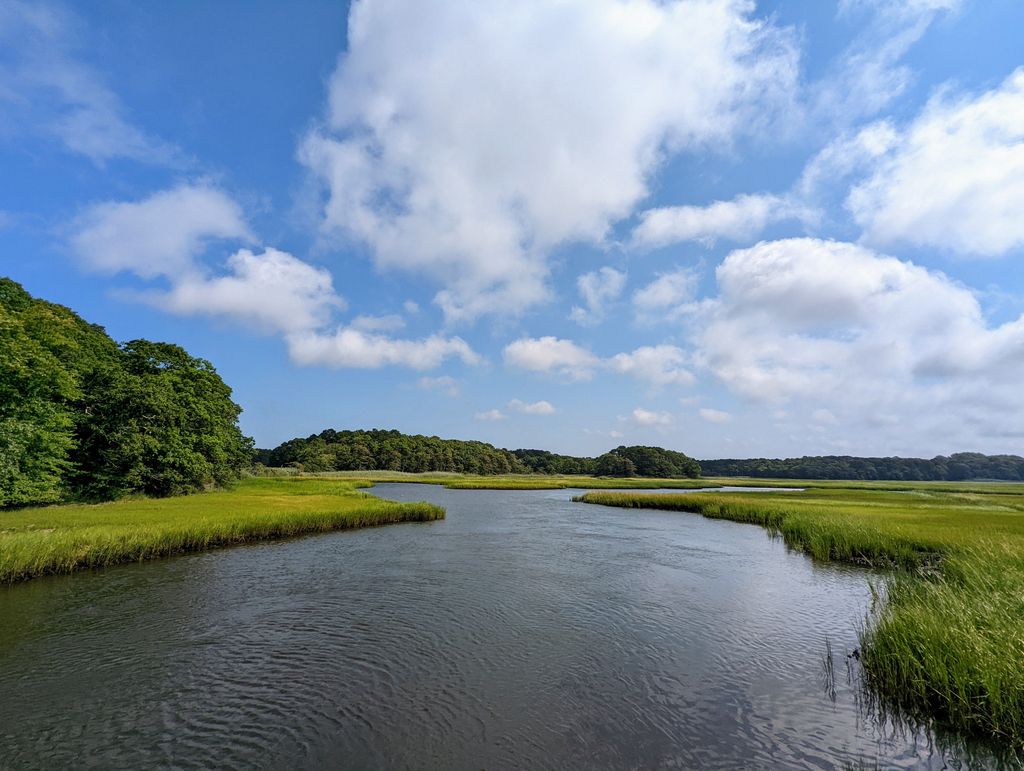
<box><xmin>0</xmin><ymin>484</ymin><xmax>997</xmax><ymax>768</ymax></box>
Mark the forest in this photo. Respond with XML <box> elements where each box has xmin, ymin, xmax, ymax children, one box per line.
<box><xmin>700</xmin><ymin>453</ymin><xmax>1024</xmax><ymax>481</ymax></box>
<box><xmin>258</xmin><ymin>432</ymin><xmax>702</xmax><ymax>479</ymax></box>
<box><xmin>0</xmin><ymin>279</ymin><xmax>252</xmax><ymax>507</ymax></box>
<box><xmin>256</xmin><ymin>429</ymin><xmax>527</xmax><ymax>475</ymax></box>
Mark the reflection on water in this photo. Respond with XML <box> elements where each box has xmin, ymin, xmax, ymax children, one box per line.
<box><xmin>0</xmin><ymin>484</ymin><xmax>1006</xmax><ymax>768</ymax></box>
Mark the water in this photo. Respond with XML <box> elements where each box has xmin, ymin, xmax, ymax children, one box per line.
<box><xmin>0</xmin><ymin>485</ymin><xmax>996</xmax><ymax>768</ymax></box>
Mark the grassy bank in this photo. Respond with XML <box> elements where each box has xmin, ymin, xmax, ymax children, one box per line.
<box><xmin>304</xmin><ymin>469</ymin><xmax>717</xmax><ymax>490</ymax></box>
<box><xmin>574</xmin><ymin>487</ymin><xmax>1024</xmax><ymax>748</ymax></box>
<box><xmin>0</xmin><ymin>478</ymin><xmax>444</xmax><ymax>584</ymax></box>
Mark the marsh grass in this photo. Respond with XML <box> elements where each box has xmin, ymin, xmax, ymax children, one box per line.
<box><xmin>0</xmin><ymin>478</ymin><xmax>443</xmax><ymax>584</ymax></box>
<box><xmin>575</xmin><ymin>487</ymin><xmax>1024</xmax><ymax>748</ymax></box>
<box><xmin>311</xmin><ymin>469</ymin><xmax>715</xmax><ymax>490</ymax></box>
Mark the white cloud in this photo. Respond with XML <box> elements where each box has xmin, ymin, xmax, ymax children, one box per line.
<box><xmin>508</xmin><ymin>399</ymin><xmax>556</xmax><ymax>415</ymax></box>
<box><xmin>0</xmin><ymin>1</ymin><xmax>180</xmax><ymax>165</ymax></box>
<box><xmin>71</xmin><ymin>183</ymin><xmax>480</xmax><ymax>372</ymax></box>
<box><xmin>148</xmin><ymin>248</ymin><xmax>343</xmax><ymax>335</ymax></box>
<box><xmin>569</xmin><ymin>266</ymin><xmax>626</xmax><ymax>326</ymax></box>
<box><xmin>474</xmin><ymin>409</ymin><xmax>507</xmax><ymax>421</ymax></box>
<box><xmin>349</xmin><ymin>313</ymin><xmax>406</xmax><ymax>332</ymax></box>
<box><xmin>848</xmin><ymin>68</ymin><xmax>1024</xmax><ymax>256</ymax></box>
<box><xmin>693</xmin><ymin>238</ymin><xmax>1024</xmax><ymax>447</ymax></box>
<box><xmin>301</xmin><ymin>0</ymin><xmax>798</xmax><ymax>320</ymax></box>
<box><xmin>797</xmin><ymin>121</ymin><xmax>899</xmax><ymax>201</ymax></box>
<box><xmin>608</xmin><ymin>345</ymin><xmax>694</xmax><ymax>387</ymax></box>
<box><xmin>816</xmin><ymin>0</ymin><xmax>960</xmax><ymax>123</ymax></box>
<box><xmin>403</xmin><ymin>300</ymin><xmax>420</xmax><ymax>314</ymax></box>
<box><xmin>631</xmin><ymin>408</ymin><xmax>674</xmax><ymax>427</ymax></box>
<box><xmin>632</xmin><ymin>267</ymin><xmax>699</xmax><ymax>322</ymax></box>
<box><xmin>288</xmin><ymin>328</ymin><xmax>480</xmax><ymax>370</ymax></box>
<box><xmin>699</xmin><ymin>408</ymin><xmax>732</xmax><ymax>424</ymax></box>
<box><xmin>417</xmin><ymin>375</ymin><xmax>461</xmax><ymax>397</ymax></box>
<box><xmin>633</xmin><ymin>193</ymin><xmax>806</xmax><ymax>248</ymax></box>
<box><xmin>503</xmin><ymin>336</ymin><xmax>600</xmax><ymax>381</ymax></box>
<box><xmin>505</xmin><ymin>337</ymin><xmax>694</xmax><ymax>388</ymax></box>
<box><xmin>71</xmin><ymin>183</ymin><xmax>253</xmax><ymax>278</ymax></box>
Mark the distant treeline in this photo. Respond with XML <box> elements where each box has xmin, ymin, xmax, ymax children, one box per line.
<box><xmin>257</xmin><ymin>431</ymin><xmax>702</xmax><ymax>478</ymax></box>
<box><xmin>513</xmin><ymin>446</ymin><xmax>701</xmax><ymax>478</ymax></box>
<box><xmin>256</xmin><ymin>429</ymin><xmax>526</xmax><ymax>475</ymax></box>
<box><xmin>699</xmin><ymin>453</ymin><xmax>1024</xmax><ymax>482</ymax></box>
<box><xmin>1</xmin><ymin>278</ymin><xmax>252</xmax><ymax>507</ymax></box>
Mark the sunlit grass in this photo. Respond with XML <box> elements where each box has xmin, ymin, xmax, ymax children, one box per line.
<box><xmin>0</xmin><ymin>477</ymin><xmax>443</xmax><ymax>584</ymax></box>
<box><xmin>575</xmin><ymin>486</ymin><xmax>1024</xmax><ymax>748</ymax></box>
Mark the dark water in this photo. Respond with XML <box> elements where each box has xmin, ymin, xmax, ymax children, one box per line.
<box><xmin>0</xmin><ymin>485</ymin><xmax>996</xmax><ymax>769</ymax></box>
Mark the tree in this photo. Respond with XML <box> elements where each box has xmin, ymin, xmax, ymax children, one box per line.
<box><xmin>72</xmin><ymin>340</ymin><xmax>252</xmax><ymax>499</ymax></box>
<box><xmin>595</xmin><ymin>453</ymin><xmax>636</xmax><ymax>477</ymax></box>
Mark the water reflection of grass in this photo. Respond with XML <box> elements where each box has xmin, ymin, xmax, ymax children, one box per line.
<box><xmin>574</xmin><ymin>486</ymin><xmax>1024</xmax><ymax>752</ymax></box>
<box><xmin>0</xmin><ymin>478</ymin><xmax>443</xmax><ymax>584</ymax></box>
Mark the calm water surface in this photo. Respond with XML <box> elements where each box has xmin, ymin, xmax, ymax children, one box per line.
<box><xmin>0</xmin><ymin>485</ymin><xmax>998</xmax><ymax>768</ymax></box>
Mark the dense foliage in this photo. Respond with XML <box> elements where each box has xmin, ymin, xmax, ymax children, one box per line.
<box><xmin>510</xmin><ymin>448</ymin><xmax>597</xmax><ymax>475</ymax></box>
<box><xmin>513</xmin><ymin>445</ymin><xmax>702</xmax><ymax>478</ymax></box>
<box><xmin>260</xmin><ymin>434</ymin><xmax>703</xmax><ymax>478</ymax></box>
<box><xmin>700</xmin><ymin>453</ymin><xmax>1024</xmax><ymax>482</ymax></box>
<box><xmin>257</xmin><ymin>429</ymin><xmax>528</xmax><ymax>474</ymax></box>
<box><xmin>0</xmin><ymin>278</ymin><xmax>252</xmax><ymax>506</ymax></box>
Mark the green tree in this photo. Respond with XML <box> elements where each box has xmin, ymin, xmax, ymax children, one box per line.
<box><xmin>72</xmin><ymin>340</ymin><xmax>252</xmax><ymax>499</ymax></box>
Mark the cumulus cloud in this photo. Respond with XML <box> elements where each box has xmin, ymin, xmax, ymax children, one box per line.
<box><xmin>848</xmin><ymin>68</ymin><xmax>1024</xmax><ymax>256</ymax></box>
<box><xmin>71</xmin><ymin>183</ymin><xmax>253</xmax><ymax>278</ymax></box>
<box><xmin>288</xmin><ymin>328</ymin><xmax>480</xmax><ymax>370</ymax></box>
<box><xmin>699</xmin><ymin>408</ymin><xmax>732</xmax><ymax>424</ymax></box>
<box><xmin>570</xmin><ymin>267</ymin><xmax>626</xmax><ymax>326</ymax></box>
<box><xmin>505</xmin><ymin>337</ymin><xmax>693</xmax><ymax>388</ymax></box>
<box><xmin>631</xmin><ymin>408</ymin><xmax>674</xmax><ymax>427</ymax></box>
<box><xmin>608</xmin><ymin>345</ymin><xmax>694</xmax><ymax>387</ymax></box>
<box><xmin>633</xmin><ymin>194</ymin><xmax>806</xmax><ymax>249</ymax></box>
<box><xmin>508</xmin><ymin>399</ymin><xmax>556</xmax><ymax>415</ymax></box>
<box><xmin>70</xmin><ymin>183</ymin><xmax>480</xmax><ymax>371</ymax></box>
<box><xmin>632</xmin><ymin>267</ymin><xmax>700</xmax><ymax>323</ymax></box>
<box><xmin>148</xmin><ymin>247</ymin><xmax>343</xmax><ymax>335</ymax></box>
<box><xmin>503</xmin><ymin>336</ymin><xmax>601</xmax><ymax>381</ymax></box>
<box><xmin>692</xmin><ymin>238</ymin><xmax>1024</xmax><ymax>444</ymax></box>
<box><xmin>0</xmin><ymin>1</ymin><xmax>180</xmax><ymax>165</ymax></box>
<box><xmin>474</xmin><ymin>409</ymin><xmax>507</xmax><ymax>421</ymax></box>
<box><xmin>301</xmin><ymin>0</ymin><xmax>798</xmax><ymax>320</ymax></box>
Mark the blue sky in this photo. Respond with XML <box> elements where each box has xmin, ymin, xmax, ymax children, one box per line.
<box><xmin>3</xmin><ymin>0</ymin><xmax>1024</xmax><ymax>458</ymax></box>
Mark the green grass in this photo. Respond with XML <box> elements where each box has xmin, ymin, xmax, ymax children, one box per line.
<box><xmin>0</xmin><ymin>477</ymin><xmax>443</xmax><ymax>584</ymax></box>
<box><xmin>574</xmin><ymin>486</ymin><xmax>1024</xmax><ymax>749</ymax></box>
<box><xmin>306</xmin><ymin>469</ymin><xmax>717</xmax><ymax>490</ymax></box>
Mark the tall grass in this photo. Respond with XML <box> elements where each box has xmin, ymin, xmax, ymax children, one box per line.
<box><xmin>0</xmin><ymin>478</ymin><xmax>443</xmax><ymax>584</ymax></box>
<box><xmin>575</xmin><ymin>488</ymin><xmax>1024</xmax><ymax>748</ymax></box>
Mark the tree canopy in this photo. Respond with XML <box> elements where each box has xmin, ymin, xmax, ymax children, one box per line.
<box><xmin>1</xmin><ymin>278</ymin><xmax>252</xmax><ymax>507</ymax></box>
<box><xmin>699</xmin><ymin>453</ymin><xmax>1024</xmax><ymax>482</ymax></box>
<box><xmin>258</xmin><ymin>429</ymin><xmax>527</xmax><ymax>475</ymax></box>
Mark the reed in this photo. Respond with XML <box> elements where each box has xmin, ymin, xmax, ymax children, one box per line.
<box><xmin>0</xmin><ymin>478</ymin><xmax>444</xmax><ymax>584</ymax></box>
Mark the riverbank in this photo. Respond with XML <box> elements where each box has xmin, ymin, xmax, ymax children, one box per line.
<box><xmin>574</xmin><ymin>487</ymin><xmax>1024</xmax><ymax>750</ymax></box>
<box><xmin>0</xmin><ymin>478</ymin><xmax>444</xmax><ymax>584</ymax></box>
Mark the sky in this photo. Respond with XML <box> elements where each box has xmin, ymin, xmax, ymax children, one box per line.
<box><xmin>2</xmin><ymin>0</ymin><xmax>1024</xmax><ymax>459</ymax></box>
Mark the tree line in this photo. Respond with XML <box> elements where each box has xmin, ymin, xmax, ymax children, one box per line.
<box><xmin>512</xmin><ymin>446</ymin><xmax>701</xmax><ymax>478</ymax></box>
<box><xmin>257</xmin><ymin>433</ymin><xmax>702</xmax><ymax>479</ymax></box>
<box><xmin>256</xmin><ymin>429</ymin><xmax>527</xmax><ymax>475</ymax></box>
<box><xmin>699</xmin><ymin>453</ymin><xmax>1024</xmax><ymax>482</ymax></box>
<box><xmin>1</xmin><ymin>278</ymin><xmax>252</xmax><ymax>507</ymax></box>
